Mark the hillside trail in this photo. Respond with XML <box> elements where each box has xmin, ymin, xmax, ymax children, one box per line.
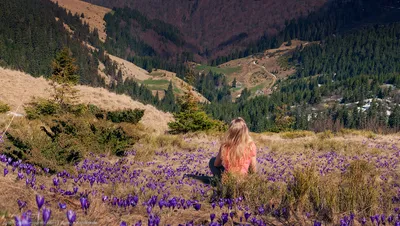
<box><xmin>253</xmin><ymin>60</ymin><xmax>277</xmax><ymax>90</ymax></box>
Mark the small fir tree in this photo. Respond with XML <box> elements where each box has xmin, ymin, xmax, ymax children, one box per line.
<box><xmin>168</xmin><ymin>85</ymin><xmax>225</xmax><ymax>133</ymax></box>
<box><xmin>50</xmin><ymin>47</ymin><xmax>79</xmax><ymax>109</ymax></box>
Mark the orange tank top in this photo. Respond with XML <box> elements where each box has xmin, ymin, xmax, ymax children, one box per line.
<box><xmin>222</xmin><ymin>142</ymin><xmax>257</xmax><ymax>175</ymax></box>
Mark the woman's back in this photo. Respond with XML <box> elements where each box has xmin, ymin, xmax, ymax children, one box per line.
<box><xmin>210</xmin><ymin>117</ymin><xmax>257</xmax><ymax>178</ymax></box>
<box><xmin>222</xmin><ymin>142</ymin><xmax>256</xmax><ymax>175</ymax></box>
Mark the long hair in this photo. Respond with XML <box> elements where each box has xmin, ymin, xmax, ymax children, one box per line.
<box><xmin>220</xmin><ymin>117</ymin><xmax>253</xmax><ymax>170</ymax></box>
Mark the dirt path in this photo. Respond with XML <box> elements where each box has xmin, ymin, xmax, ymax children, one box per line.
<box><xmin>255</xmin><ymin>61</ymin><xmax>277</xmax><ymax>90</ymax></box>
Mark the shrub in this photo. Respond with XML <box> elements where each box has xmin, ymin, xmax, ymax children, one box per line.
<box><xmin>106</xmin><ymin>109</ymin><xmax>145</xmax><ymax>124</ymax></box>
<box><xmin>68</xmin><ymin>103</ymin><xmax>88</xmax><ymax>116</ymax></box>
<box><xmin>25</xmin><ymin>99</ymin><xmax>61</xmax><ymax>119</ymax></box>
<box><xmin>280</xmin><ymin>131</ymin><xmax>314</xmax><ymax>139</ymax></box>
<box><xmin>317</xmin><ymin>130</ymin><xmax>334</xmax><ymax>140</ymax></box>
<box><xmin>3</xmin><ymin>113</ymin><xmax>141</xmax><ymax>172</ymax></box>
<box><xmin>0</xmin><ymin>101</ymin><xmax>10</xmax><ymax>113</ymax></box>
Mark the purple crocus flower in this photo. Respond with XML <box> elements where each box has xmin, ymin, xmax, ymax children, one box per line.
<box><xmin>221</xmin><ymin>213</ymin><xmax>229</xmax><ymax>225</ymax></box>
<box><xmin>244</xmin><ymin>212</ymin><xmax>251</xmax><ymax>221</ymax></box>
<box><xmin>360</xmin><ymin>217</ymin><xmax>366</xmax><ymax>225</ymax></box>
<box><xmin>313</xmin><ymin>221</ymin><xmax>321</xmax><ymax>226</ymax></box>
<box><xmin>80</xmin><ymin>197</ymin><xmax>90</xmax><ymax>214</ymax></box>
<box><xmin>193</xmin><ymin>203</ymin><xmax>201</xmax><ymax>211</ymax></box>
<box><xmin>258</xmin><ymin>205</ymin><xmax>265</xmax><ymax>215</ymax></box>
<box><xmin>66</xmin><ymin>210</ymin><xmax>76</xmax><ymax>226</ymax></box>
<box><xmin>210</xmin><ymin>213</ymin><xmax>215</xmax><ymax>222</ymax></box>
<box><xmin>53</xmin><ymin>178</ymin><xmax>59</xmax><ymax>187</ymax></box>
<box><xmin>389</xmin><ymin>215</ymin><xmax>394</xmax><ymax>223</ymax></box>
<box><xmin>120</xmin><ymin>222</ymin><xmax>127</xmax><ymax>226</ymax></box>
<box><xmin>58</xmin><ymin>202</ymin><xmax>66</xmax><ymax>209</ymax></box>
<box><xmin>42</xmin><ymin>207</ymin><xmax>51</xmax><ymax>226</ymax></box>
<box><xmin>14</xmin><ymin>211</ymin><xmax>32</xmax><ymax>226</ymax></box>
<box><xmin>4</xmin><ymin>168</ymin><xmax>8</xmax><ymax>176</ymax></box>
<box><xmin>17</xmin><ymin>200</ymin><xmax>27</xmax><ymax>211</ymax></box>
<box><xmin>36</xmin><ymin>194</ymin><xmax>45</xmax><ymax>210</ymax></box>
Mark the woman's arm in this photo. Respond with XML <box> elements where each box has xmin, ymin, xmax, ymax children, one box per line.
<box><xmin>249</xmin><ymin>143</ymin><xmax>257</xmax><ymax>173</ymax></box>
<box><xmin>214</xmin><ymin>147</ymin><xmax>223</xmax><ymax>167</ymax></box>
<box><xmin>249</xmin><ymin>155</ymin><xmax>257</xmax><ymax>173</ymax></box>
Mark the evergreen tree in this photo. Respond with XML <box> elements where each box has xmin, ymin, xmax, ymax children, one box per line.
<box><xmin>161</xmin><ymin>81</ymin><xmax>176</xmax><ymax>112</ymax></box>
<box><xmin>50</xmin><ymin>47</ymin><xmax>79</xmax><ymax>109</ymax></box>
<box><xmin>389</xmin><ymin>105</ymin><xmax>400</xmax><ymax>130</ymax></box>
<box><xmin>232</xmin><ymin>78</ymin><xmax>237</xmax><ymax>88</ymax></box>
<box><xmin>168</xmin><ymin>85</ymin><xmax>225</xmax><ymax>133</ymax></box>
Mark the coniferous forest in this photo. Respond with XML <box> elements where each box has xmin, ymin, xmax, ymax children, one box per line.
<box><xmin>0</xmin><ymin>0</ymin><xmax>177</xmax><ymax>113</ymax></box>
<box><xmin>1</xmin><ymin>0</ymin><xmax>400</xmax><ymax>133</ymax></box>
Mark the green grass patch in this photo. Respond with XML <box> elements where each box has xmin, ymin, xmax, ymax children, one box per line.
<box><xmin>143</xmin><ymin>79</ymin><xmax>170</xmax><ymax>85</ymax></box>
<box><xmin>149</xmin><ymin>71</ymin><xmax>165</xmax><ymax>77</ymax></box>
<box><xmin>195</xmin><ymin>65</ymin><xmax>242</xmax><ymax>75</ymax></box>
<box><xmin>250</xmin><ymin>83</ymin><xmax>266</xmax><ymax>93</ymax></box>
<box><xmin>230</xmin><ymin>87</ymin><xmax>242</xmax><ymax>92</ymax></box>
<box><xmin>173</xmin><ymin>87</ymin><xmax>182</xmax><ymax>94</ymax></box>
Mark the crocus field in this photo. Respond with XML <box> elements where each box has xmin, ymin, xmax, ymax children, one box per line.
<box><xmin>1</xmin><ymin>132</ymin><xmax>400</xmax><ymax>226</ymax></box>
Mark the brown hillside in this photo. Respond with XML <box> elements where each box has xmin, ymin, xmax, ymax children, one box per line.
<box><xmin>0</xmin><ymin>67</ymin><xmax>173</xmax><ymax>133</ymax></box>
<box><xmin>51</xmin><ymin>0</ymin><xmax>111</xmax><ymax>42</ymax></box>
<box><xmin>83</xmin><ymin>0</ymin><xmax>327</xmax><ymax>58</ymax></box>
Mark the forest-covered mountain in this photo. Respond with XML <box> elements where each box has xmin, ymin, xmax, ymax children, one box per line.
<box><xmin>1</xmin><ymin>0</ymin><xmax>400</xmax><ymax>133</ymax></box>
<box><xmin>0</xmin><ymin>0</ymin><xmax>178</xmax><ymax>113</ymax></box>
<box><xmin>83</xmin><ymin>0</ymin><xmax>327</xmax><ymax>60</ymax></box>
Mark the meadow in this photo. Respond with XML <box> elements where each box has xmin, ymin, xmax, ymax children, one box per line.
<box><xmin>1</xmin><ymin>123</ymin><xmax>400</xmax><ymax>225</ymax></box>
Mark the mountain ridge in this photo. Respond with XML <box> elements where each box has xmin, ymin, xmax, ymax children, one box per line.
<box><xmin>83</xmin><ymin>0</ymin><xmax>327</xmax><ymax>59</ymax></box>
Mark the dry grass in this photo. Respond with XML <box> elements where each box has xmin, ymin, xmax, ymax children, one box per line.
<box><xmin>0</xmin><ymin>67</ymin><xmax>173</xmax><ymax>133</ymax></box>
<box><xmin>108</xmin><ymin>54</ymin><xmax>151</xmax><ymax>81</ymax></box>
<box><xmin>0</xmin><ymin>130</ymin><xmax>399</xmax><ymax>224</ymax></box>
<box><xmin>50</xmin><ymin>0</ymin><xmax>111</xmax><ymax>42</ymax></box>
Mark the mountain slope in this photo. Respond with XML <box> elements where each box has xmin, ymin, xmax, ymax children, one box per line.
<box><xmin>51</xmin><ymin>0</ymin><xmax>111</xmax><ymax>42</ymax></box>
<box><xmin>0</xmin><ymin>67</ymin><xmax>173</xmax><ymax>133</ymax></box>
<box><xmin>83</xmin><ymin>0</ymin><xmax>327</xmax><ymax>59</ymax></box>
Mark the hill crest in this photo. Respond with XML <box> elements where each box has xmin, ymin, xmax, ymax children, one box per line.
<box><xmin>0</xmin><ymin>67</ymin><xmax>173</xmax><ymax>133</ymax></box>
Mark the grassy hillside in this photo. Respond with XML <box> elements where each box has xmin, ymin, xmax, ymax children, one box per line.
<box><xmin>0</xmin><ymin>67</ymin><xmax>173</xmax><ymax>133</ymax></box>
<box><xmin>50</xmin><ymin>0</ymin><xmax>111</xmax><ymax>42</ymax></box>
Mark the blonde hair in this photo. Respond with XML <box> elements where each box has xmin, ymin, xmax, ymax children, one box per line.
<box><xmin>221</xmin><ymin>117</ymin><xmax>253</xmax><ymax>170</ymax></box>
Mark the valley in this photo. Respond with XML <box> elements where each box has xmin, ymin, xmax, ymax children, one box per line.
<box><xmin>1</xmin><ymin>0</ymin><xmax>400</xmax><ymax>225</ymax></box>
<box><xmin>193</xmin><ymin>40</ymin><xmax>306</xmax><ymax>99</ymax></box>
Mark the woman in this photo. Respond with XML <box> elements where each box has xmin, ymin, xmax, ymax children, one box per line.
<box><xmin>209</xmin><ymin>117</ymin><xmax>257</xmax><ymax>178</ymax></box>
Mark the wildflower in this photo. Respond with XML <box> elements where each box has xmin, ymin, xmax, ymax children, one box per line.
<box><xmin>193</xmin><ymin>203</ymin><xmax>201</xmax><ymax>211</ymax></box>
<box><xmin>42</xmin><ymin>207</ymin><xmax>51</xmax><ymax>226</ymax></box>
<box><xmin>244</xmin><ymin>212</ymin><xmax>251</xmax><ymax>221</ymax></box>
<box><xmin>17</xmin><ymin>200</ymin><xmax>27</xmax><ymax>211</ymax></box>
<box><xmin>66</xmin><ymin>210</ymin><xmax>76</xmax><ymax>226</ymax></box>
<box><xmin>210</xmin><ymin>213</ymin><xmax>215</xmax><ymax>222</ymax></box>
<box><xmin>14</xmin><ymin>211</ymin><xmax>32</xmax><ymax>226</ymax></box>
<box><xmin>221</xmin><ymin>213</ymin><xmax>229</xmax><ymax>225</ymax></box>
<box><xmin>36</xmin><ymin>195</ymin><xmax>45</xmax><ymax>210</ymax></box>
<box><xmin>58</xmin><ymin>202</ymin><xmax>66</xmax><ymax>209</ymax></box>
